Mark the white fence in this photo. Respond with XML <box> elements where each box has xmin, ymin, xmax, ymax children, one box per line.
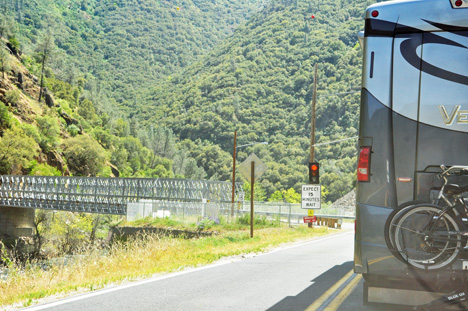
<box><xmin>126</xmin><ymin>200</ymin><xmax>355</xmax><ymax>226</ymax></box>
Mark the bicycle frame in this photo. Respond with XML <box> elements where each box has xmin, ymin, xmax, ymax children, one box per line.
<box><xmin>433</xmin><ymin>165</ymin><xmax>468</xmax><ymax>220</ymax></box>
<box><xmin>418</xmin><ymin>166</ymin><xmax>468</xmax><ymax>252</ymax></box>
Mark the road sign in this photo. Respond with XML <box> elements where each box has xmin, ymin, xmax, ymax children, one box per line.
<box><xmin>238</xmin><ymin>192</ymin><xmax>245</xmax><ymax>202</ymax></box>
<box><xmin>238</xmin><ymin>153</ymin><xmax>267</xmax><ymax>183</ymax></box>
<box><xmin>303</xmin><ymin>216</ymin><xmax>317</xmax><ymax>223</ymax></box>
<box><xmin>308</xmin><ymin>209</ymin><xmax>314</xmax><ymax>217</ymax></box>
<box><xmin>301</xmin><ymin>184</ymin><xmax>321</xmax><ymax>209</ymax></box>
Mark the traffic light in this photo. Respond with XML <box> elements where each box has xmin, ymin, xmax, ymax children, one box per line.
<box><xmin>309</xmin><ymin>162</ymin><xmax>320</xmax><ymax>184</ymax></box>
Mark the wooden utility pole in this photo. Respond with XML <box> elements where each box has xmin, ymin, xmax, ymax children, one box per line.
<box><xmin>231</xmin><ymin>131</ymin><xmax>237</xmax><ymax>216</ymax></box>
<box><xmin>251</xmin><ymin>161</ymin><xmax>255</xmax><ymax>238</ymax></box>
<box><xmin>310</xmin><ymin>64</ymin><xmax>318</xmax><ymax>163</ymax></box>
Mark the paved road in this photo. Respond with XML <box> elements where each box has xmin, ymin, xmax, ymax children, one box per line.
<box><xmin>22</xmin><ymin>230</ymin><xmax>417</xmax><ymax>311</ymax></box>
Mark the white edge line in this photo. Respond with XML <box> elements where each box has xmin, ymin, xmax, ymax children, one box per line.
<box><xmin>23</xmin><ymin>231</ymin><xmax>353</xmax><ymax>310</ymax></box>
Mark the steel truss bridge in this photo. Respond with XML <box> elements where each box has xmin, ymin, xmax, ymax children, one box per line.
<box><xmin>0</xmin><ymin>175</ymin><xmax>242</xmax><ymax>215</ymax></box>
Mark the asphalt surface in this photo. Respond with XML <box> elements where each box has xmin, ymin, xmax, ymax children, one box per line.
<box><xmin>23</xmin><ymin>230</ymin><xmax>355</xmax><ymax>311</ymax></box>
<box><xmin>23</xmin><ymin>228</ymin><xmax>430</xmax><ymax>311</ymax></box>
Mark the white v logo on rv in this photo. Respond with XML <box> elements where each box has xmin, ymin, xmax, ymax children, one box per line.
<box><xmin>437</xmin><ymin>105</ymin><xmax>468</xmax><ymax>125</ymax></box>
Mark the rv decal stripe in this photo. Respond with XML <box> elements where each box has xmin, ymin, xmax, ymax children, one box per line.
<box><xmin>365</xmin><ymin>19</ymin><xmax>421</xmax><ymax>37</ymax></box>
<box><xmin>366</xmin><ymin>19</ymin><xmax>468</xmax><ymax>37</ymax></box>
<box><xmin>422</xmin><ymin>19</ymin><xmax>468</xmax><ymax>34</ymax></box>
<box><xmin>365</xmin><ymin>19</ymin><xmax>397</xmax><ymax>37</ymax></box>
<box><xmin>401</xmin><ymin>32</ymin><xmax>468</xmax><ymax>86</ymax></box>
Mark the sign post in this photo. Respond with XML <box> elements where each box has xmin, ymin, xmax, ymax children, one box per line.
<box><xmin>250</xmin><ymin>161</ymin><xmax>255</xmax><ymax>238</ymax></box>
<box><xmin>239</xmin><ymin>154</ymin><xmax>267</xmax><ymax>238</ymax></box>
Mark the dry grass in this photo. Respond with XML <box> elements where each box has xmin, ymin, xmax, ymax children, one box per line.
<box><xmin>0</xmin><ymin>226</ymin><xmax>334</xmax><ymax>309</ymax></box>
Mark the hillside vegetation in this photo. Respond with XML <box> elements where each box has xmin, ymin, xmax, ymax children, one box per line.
<box><xmin>3</xmin><ymin>0</ymin><xmax>261</xmax><ymax>107</ymax></box>
<box><xmin>0</xmin><ymin>0</ymin><xmax>375</xmax><ymax>202</ymax></box>
<box><xmin>139</xmin><ymin>0</ymin><xmax>367</xmax><ymax>201</ymax></box>
<box><xmin>0</xmin><ymin>45</ymin><xmax>186</xmax><ymax>179</ymax></box>
<box><xmin>0</xmin><ymin>0</ymin><xmax>259</xmax><ymax>179</ymax></box>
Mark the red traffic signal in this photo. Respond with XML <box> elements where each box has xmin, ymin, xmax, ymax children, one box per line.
<box><xmin>309</xmin><ymin>162</ymin><xmax>320</xmax><ymax>184</ymax></box>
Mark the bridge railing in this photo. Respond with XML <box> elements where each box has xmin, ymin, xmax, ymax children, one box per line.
<box><xmin>0</xmin><ymin>175</ymin><xmax>243</xmax><ymax>215</ymax></box>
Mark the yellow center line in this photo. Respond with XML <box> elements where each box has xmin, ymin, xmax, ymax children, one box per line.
<box><xmin>305</xmin><ymin>269</ymin><xmax>355</xmax><ymax>311</ymax></box>
<box><xmin>323</xmin><ymin>273</ymin><xmax>363</xmax><ymax>311</ymax></box>
<box><xmin>305</xmin><ymin>256</ymin><xmax>393</xmax><ymax>311</ymax></box>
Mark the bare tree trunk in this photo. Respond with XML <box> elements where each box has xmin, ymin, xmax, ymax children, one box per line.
<box><xmin>37</xmin><ymin>33</ymin><xmax>53</xmax><ymax>103</ymax></box>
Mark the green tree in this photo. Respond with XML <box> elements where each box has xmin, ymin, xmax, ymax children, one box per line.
<box><xmin>283</xmin><ymin>188</ymin><xmax>300</xmax><ymax>203</ymax></box>
<box><xmin>48</xmin><ymin>211</ymin><xmax>95</xmax><ymax>254</ymax></box>
<box><xmin>36</xmin><ymin>115</ymin><xmax>61</xmax><ymax>151</ymax></box>
<box><xmin>111</xmin><ymin>118</ymin><xmax>130</xmax><ymax>137</ymax></box>
<box><xmin>37</xmin><ymin>32</ymin><xmax>55</xmax><ymax>103</ymax></box>
<box><xmin>0</xmin><ymin>127</ymin><xmax>39</xmax><ymax>174</ymax></box>
<box><xmin>78</xmin><ymin>98</ymin><xmax>97</xmax><ymax>121</ymax></box>
<box><xmin>268</xmin><ymin>190</ymin><xmax>284</xmax><ymax>202</ymax></box>
<box><xmin>173</xmin><ymin>147</ymin><xmax>189</xmax><ymax>176</ymax></box>
<box><xmin>242</xmin><ymin>181</ymin><xmax>267</xmax><ymax>202</ymax></box>
<box><xmin>0</xmin><ymin>102</ymin><xmax>11</xmax><ymax>131</ymax></box>
<box><xmin>148</xmin><ymin>126</ymin><xmax>176</xmax><ymax>159</ymax></box>
<box><xmin>63</xmin><ymin>135</ymin><xmax>108</xmax><ymax>176</ymax></box>
<box><xmin>0</xmin><ymin>14</ymin><xmax>13</xmax><ymax>39</ymax></box>
<box><xmin>184</xmin><ymin>158</ymin><xmax>206</xmax><ymax>180</ymax></box>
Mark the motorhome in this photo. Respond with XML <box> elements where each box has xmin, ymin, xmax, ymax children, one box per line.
<box><xmin>355</xmin><ymin>0</ymin><xmax>468</xmax><ymax>306</ymax></box>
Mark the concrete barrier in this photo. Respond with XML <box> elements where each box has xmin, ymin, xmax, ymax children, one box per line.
<box><xmin>316</xmin><ymin>217</ymin><xmax>342</xmax><ymax>229</ymax></box>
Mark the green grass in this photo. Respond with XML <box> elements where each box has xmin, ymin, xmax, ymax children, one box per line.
<box><xmin>124</xmin><ymin>214</ymin><xmax>287</xmax><ymax>232</ymax></box>
<box><xmin>0</xmin><ymin>223</ymin><xmax>338</xmax><ymax>308</ymax></box>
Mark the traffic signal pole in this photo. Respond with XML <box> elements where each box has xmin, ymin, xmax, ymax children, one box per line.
<box><xmin>310</xmin><ymin>64</ymin><xmax>318</xmax><ymax>163</ymax></box>
<box><xmin>308</xmin><ymin>64</ymin><xmax>318</xmax><ymax>228</ymax></box>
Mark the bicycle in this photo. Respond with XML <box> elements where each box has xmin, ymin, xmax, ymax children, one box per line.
<box><xmin>384</xmin><ymin>165</ymin><xmax>468</xmax><ymax>270</ymax></box>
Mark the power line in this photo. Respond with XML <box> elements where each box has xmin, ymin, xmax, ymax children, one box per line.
<box><xmin>318</xmin><ymin>90</ymin><xmax>360</xmax><ymax>98</ymax></box>
<box><xmin>313</xmin><ymin>136</ymin><xmax>358</xmax><ymax>147</ymax></box>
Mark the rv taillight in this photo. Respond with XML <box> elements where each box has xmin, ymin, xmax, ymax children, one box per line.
<box><xmin>371</xmin><ymin>10</ymin><xmax>379</xmax><ymax>17</ymax></box>
<box><xmin>456</xmin><ymin>0</ymin><xmax>463</xmax><ymax>6</ymax></box>
<box><xmin>358</xmin><ymin>147</ymin><xmax>371</xmax><ymax>182</ymax></box>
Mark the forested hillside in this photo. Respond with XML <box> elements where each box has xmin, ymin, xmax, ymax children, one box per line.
<box><xmin>0</xmin><ymin>0</ymin><xmax>376</xmax><ymax>202</ymax></box>
<box><xmin>139</xmin><ymin>0</ymin><xmax>367</xmax><ymax>201</ymax></box>
<box><xmin>2</xmin><ymin>0</ymin><xmax>261</xmax><ymax>108</ymax></box>
<box><xmin>0</xmin><ymin>40</ymin><xmax>209</xmax><ymax>180</ymax></box>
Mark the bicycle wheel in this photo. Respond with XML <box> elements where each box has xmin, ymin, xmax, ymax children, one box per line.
<box><xmin>393</xmin><ymin>204</ymin><xmax>463</xmax><ymax>270</ymax></box>
<box><xmin>384</xmin><ymin>201</ymin><xmax>425</xmax><ymax>261</ymax></box>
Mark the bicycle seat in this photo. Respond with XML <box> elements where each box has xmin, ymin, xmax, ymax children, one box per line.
<box><xmin>444</xmin><ymin>184</ymin><xmax>468</xmax><ymax>195</ymax></box>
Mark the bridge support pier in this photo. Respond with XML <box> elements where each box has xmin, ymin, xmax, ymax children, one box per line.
<box><xmin>0</xmin><ymin>206</ymin><xmax>35</xmax><ymax>247</ymax></box>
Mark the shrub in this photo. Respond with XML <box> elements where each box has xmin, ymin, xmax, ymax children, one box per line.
<box><xmin>36</xmin><ymin>115</ymin><xmax>61</xmax><ymax>151</ymax></box>
<box><xmin>20</xmin><ymin>123</ymin><xmax>41</xmax><ymax>143</ymax></box>
<box><xmin>5</xmin><ymin>89</ymin><xmax>20</xmax><ymax>105</ymax></box>
<box><xmin>62</xmin><ymin>135</ymin><xmax>108</xmax><ymax>176</ymax></box>
<box><xmin>67</xmin><ymin>124</ymin><xmax>80</xmax><ymax>137</ymax></box>
<box><xmin>0</xmin><ymin>102</ymin><xmax>11</xmax><ymax>129</ymax></box>
<box><xmin>28</xmin><ymin>161</ymin><xmax>62</xmax><ymax>176</ymax></box>
<box><xmin>0</xmin><ymin>127</ymin><xmax>39</xmax><ymax>174</ymax></box>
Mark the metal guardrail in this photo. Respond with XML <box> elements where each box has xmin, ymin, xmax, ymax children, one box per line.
<box><xmin>0</xmin><ymin>175</ymin><xmax>243</xmax><ymax>215</ymax></box>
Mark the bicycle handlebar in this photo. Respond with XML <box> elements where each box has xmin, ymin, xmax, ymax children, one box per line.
<box><xmin>439</xmin><ymin>164</ymin><xmax>468</xmax><ymax>177</ymax></box>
